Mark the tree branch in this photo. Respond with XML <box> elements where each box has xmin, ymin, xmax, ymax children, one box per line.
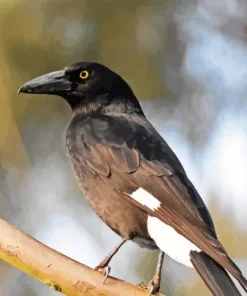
<box><xmin>0</xmin><ymin>218</ymin><xmax>164</xmax><ymax>296</ymax></box>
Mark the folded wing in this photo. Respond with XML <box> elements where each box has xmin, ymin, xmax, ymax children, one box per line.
<box><xmin>81</xmin><ymin>113</ymin><xmax>247</xmax><ymax>289</ymax></box>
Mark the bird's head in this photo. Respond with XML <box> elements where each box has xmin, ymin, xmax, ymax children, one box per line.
<box><xmin>18</xmin><ymin>61</ymin><xmax>143</xmax><ymax>114</ymax></box>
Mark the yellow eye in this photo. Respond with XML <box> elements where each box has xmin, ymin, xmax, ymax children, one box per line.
<box><xmin>79</xmin><ymin>70</ymin><xmax>89</xmax><ymax>80</ymax></box>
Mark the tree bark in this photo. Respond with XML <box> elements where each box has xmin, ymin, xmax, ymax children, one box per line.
<box><xmin>0</xmin><ymin>218</ymin><xmax>165</xmax><ymax>296</ymax></box>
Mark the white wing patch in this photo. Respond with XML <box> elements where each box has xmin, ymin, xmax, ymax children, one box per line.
<box><xmin>148</xmin><ymin>216</ymin><xmax>201</xmax><ymax>268</ymax></box>
<box><xmin>129</xmin><ymin>188</ymin><xmax>201</xmax><ymax>267</ymax></box>
<box><xmin>131</xmin><ymin>188</ymin><xmax>161</xmax><ymax>210</ymax></box>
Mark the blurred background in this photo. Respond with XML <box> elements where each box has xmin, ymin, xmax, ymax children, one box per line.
<box><xmin>0</xmin><ymin>0</ymin><xmax>247</xmax><ymax>295</ymax></box>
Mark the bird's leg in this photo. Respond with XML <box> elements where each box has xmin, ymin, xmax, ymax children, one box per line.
<box><xmin>95</xmin><ymin>239</ymin><xmax>127</xmax><ymax>284</ymax></box>
<box><xmin>148</xmin><ymin>251</ymin><xmax>164</xmax><ymax>295</ymax></box>
<box><xmin>138</xmin><ymin>251</ymin><xmax>164</xmax><ymax>295</ymax></box>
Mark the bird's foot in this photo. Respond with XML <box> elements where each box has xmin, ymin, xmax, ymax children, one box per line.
<box><xmin>137</xmin><ymin>276</ymin><xmax>160</xmax><ymax>295</ymax></box>
<box><xmin>95</xmin><ymin>265</ymin><xmax>111</xmax><ymax>284</ymax></box>
<box><xmin>147</xmin><ymin>275</ymin><xmax>160</xmax><ymax>295</ymax></box>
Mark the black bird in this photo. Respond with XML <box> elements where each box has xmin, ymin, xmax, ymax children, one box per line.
<box><xmin>19</xmin><ymin>62</ymin><xmax>247</xmax><ymax>296</ymax></box>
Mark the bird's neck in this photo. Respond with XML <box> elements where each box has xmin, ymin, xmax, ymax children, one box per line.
<box><xmin>71</xmin><ymin>94</ymin><xmax>145</xmax><ymax>117</ymax></box>
<box><xmin>66</xmin><ymin>75</ymin><xmax>145</xmax><ymax>117</ymax></box>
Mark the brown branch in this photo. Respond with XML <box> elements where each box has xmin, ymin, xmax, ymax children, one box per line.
<box><xmin>0</xmin><ymin>218</ymin><xmax>165</xmax><ymax>296</ymax></box>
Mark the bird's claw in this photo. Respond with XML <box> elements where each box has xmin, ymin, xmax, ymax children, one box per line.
<box><xmin>147</xmin><ymin>275</ymin><xmax>160</xmax><ymax>295</ymax></box>
<box><xmin>148</xmin><ymin>285</ymin><xmax>155</xmax><ymax>296</ymax></box>
<box><xmin>95</xmin><ymin>265</ymin><xmax>111</xmax><ymax>284</ymax></box>
<box><xmin>137</xmin><ymin>281</ymin><xmax>146</xmax><ymax>289</ymax></box>
<box><xmin>137</xmin><ymin>277</ymin><xmax>160</xmax><ymax>295</ymax></box>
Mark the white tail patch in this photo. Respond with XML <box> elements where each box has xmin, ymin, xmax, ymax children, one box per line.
<box><xmin>148</xmin><ymin>216</ymin><xmax>200</xmax><ymax>268</ymax></box>
<box><xmin>131</xmin><ymin>188</ymin><xmax>161</xmax><ymax>210</ymax></box>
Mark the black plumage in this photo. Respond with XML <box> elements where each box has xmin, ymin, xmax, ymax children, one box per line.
<box><xmin>19</xmin><ymin>62</ymin><xmax>247</xmax><ymax>295</ymax></box>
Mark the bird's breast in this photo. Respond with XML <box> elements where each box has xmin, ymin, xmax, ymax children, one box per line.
<box><xmin>65</xmin><ymin>144</ymin><xmax>154</xmax><ymax>248</ymax></box>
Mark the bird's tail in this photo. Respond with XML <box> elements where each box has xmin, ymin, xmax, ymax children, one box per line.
<box><xmin>190</xmin><ymin>251</ymin><xmax>243</xmax><ymax>296</ymax></box>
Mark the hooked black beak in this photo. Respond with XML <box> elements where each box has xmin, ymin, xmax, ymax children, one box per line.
<box><xmin>18</xmin><ymin>70</ymin><xmax>72</xmax><ymax>95</ymax></box>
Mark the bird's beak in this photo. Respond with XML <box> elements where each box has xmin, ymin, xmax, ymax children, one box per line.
<box><xmin>18</xmin><ymin>70</ymin><xmax>72</xmax><ymax>95</ymax></box>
